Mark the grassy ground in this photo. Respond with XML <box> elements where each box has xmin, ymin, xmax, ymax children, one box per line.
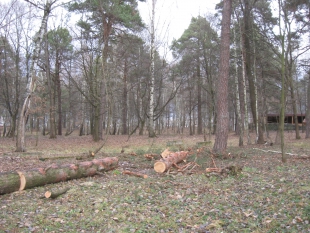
<box><xmin>0</xmin><ymin>132</ymin><xmax>310</xmax><ymax>232</ymax></box>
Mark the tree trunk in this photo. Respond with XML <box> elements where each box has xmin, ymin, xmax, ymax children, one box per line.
<box><xmin>93</xmin><ymin>103</ymin><xmax>100</xmax><ymax>141</ymax></box>
<box><xmin>56</xmin><ymin>53</ymin><xmax>62</xmax><ymax>136</ymax></box>
<box><xmin>306</xmin><ymin>75</ymin><xmax>310</xmax><ymax>138</ymax></box>
<box><xmin>8</xmin><ymin>114</ymin><xmax>17</xmax><ymax>138</ymax></box>
<box><xmin>139</xmin><ymin>119</ymin><xmax>145</xmax><ymax>135</ymax></box>
<box><xmin>122</xmin><ymin>59</ymin><xmax>128</xmax><ymax>135</ymax></box>
<box><xmin>287</xmin><ymin>20</ymin><xmax>300</xmax><ymax>140</ymax></box>
<box><xmin>233</xmin><ymin>24</ymin><xmax>243</xmax><ymax>146</ymax></box>
<box><xmin>252</xmin><ymin>27</ymin><xmax>264</xmax><ymax>144</ymax></box>
<box><xmin>46</xmin><ymin>31</ymin><xmax>56</xmax><ymax>139</ymax></box>
<box><xmin>148</xmin><ymin>0</ymin><xmax>156</xmax><ymax>138</ymax></box>
<box><xmin>239</xmin><ymin>19</ymin><xmax>250</xmax><ymax>145</ymax></box>
<box><xmin>197</xmin><ymin>62</ymin><xmax>202</xmax><ymax>134</ymax></box>
<box><xmin>290</xmin><ymin>78</ymin><xmax>301</xmax><ymax>139</ymax></box>
<box><xmin>189</xmin><ymin>90</ymin><xmax>193</xmax><ymax>136</ymax></box>
<box><xmin>16</xmin><ymin>1</ymin><xmax>52</xmax><ymax>152</ymax></box>
<box><xmin>278</xmin><ymin>0</ymin><xmax>287</xmax><ymax>163</ymax></box>
<box><xmin>99</xmin><ymin>6</ymin><xmax>113</xmax><ymax>140</ymax></box>
<box><xmin>243</xmin><ymin>0</ymin><xmax>257</xmax><ymax>142</ymax></box>
<box><xmin>0</xmin><ymin>157</ymin><xmax>118</xmax><ymax>195</ymax></box>
<box><xmin>213</xmin><ymin>0</ymin><xmax>232</xmax><ymax>154</ymax></box>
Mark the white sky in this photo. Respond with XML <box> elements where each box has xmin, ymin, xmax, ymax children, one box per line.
<box><xmin>138</xmin><ymin>0</ymin><xmax>219</xmax><ymax>40</ymax></box>
<box><xmin>138</xmin><ymin>0</ymin><xmax>220</xmax><ymax>58</ymax></box>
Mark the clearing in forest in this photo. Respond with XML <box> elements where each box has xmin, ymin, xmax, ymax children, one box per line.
<box><xmin>0</xmin><ymin>132</ymin><xmax>310</xmax><ymax>232</ymax></box>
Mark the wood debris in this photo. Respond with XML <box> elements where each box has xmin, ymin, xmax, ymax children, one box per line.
<box><xmin>122</xmin><ymin>170</ymin><xmax>148</xmax><ymax>179</ymax></box>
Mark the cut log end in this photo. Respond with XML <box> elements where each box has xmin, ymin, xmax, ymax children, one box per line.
<box><xmin>45</xmin><ymin>191</ymin><xmax>52</xmax><ymax>198</ymax></box>
<box><xmin>154</xmin><ymin>161</ymin><xmax>167</xmax><ymax>173</ymax></box>
<box><xmin>17</xmin><ymin>171</ymin><xmax>26</xmax><ymax>191</ymax></box>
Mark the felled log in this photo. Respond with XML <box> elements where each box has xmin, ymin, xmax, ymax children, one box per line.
<box><xmin>154</xmin><ymin>151</ymin><xmax>188</xmax><ymax>173</ymax></box>
<box><xmin>0</xmin><ymin>157</ymin><xmax>118</xmax><ymax>195</ymax></box>
<box><xmin>122</xmin><ymin>170</ymin><xmax>148</xmax><ymax>179</ymax></box>
<box><xmin>44</xmin><ymin>187</ymin><xmax>70</xmax><ymax>199</ymax></box>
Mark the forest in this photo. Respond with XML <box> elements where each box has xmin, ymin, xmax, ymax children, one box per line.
<box><xmin>1</xmin><ymin>0</ymin><xmax>310</xmax><ymax>232</ymax></box>
<box><xmin>0</xmin><ymin>0</ymin><xmax>309</xmax><ymax>153</ymax></box>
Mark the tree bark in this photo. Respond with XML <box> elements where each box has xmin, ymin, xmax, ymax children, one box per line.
<box><xmin>0</xmin><ymin>157</ymin><xmax>118</xmax><ymax>195</ymax></box>
<box><xmin>213</xmin><ymin>0</ymin><xmax>232</xmax><ymax>154</ymax></box>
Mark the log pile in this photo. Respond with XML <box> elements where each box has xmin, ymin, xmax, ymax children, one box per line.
<box><xmin>0</xmin><ymin>157</ymin><xmax>118</xmax><ymax>195</ymax></box>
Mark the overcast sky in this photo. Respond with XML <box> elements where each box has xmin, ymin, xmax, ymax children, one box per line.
<box><xmin>138</xmin><ymin>0</ymin><xmax>220</xmax><ymax>58</ymax></box>
<box><xmin>138</xmin><ymin>0</ymin><xmax>219</xmax><ymax>40</ymax></box>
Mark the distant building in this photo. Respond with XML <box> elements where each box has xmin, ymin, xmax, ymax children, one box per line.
<box><xmin>267</xmin><ymin>113</ymin><xmax>305</xmax><ymax>125</ymax></box>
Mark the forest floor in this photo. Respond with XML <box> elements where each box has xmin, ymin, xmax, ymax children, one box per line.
<box><xmin>0</xmin><ymin>131</ymin><xmax>310</xmax><ymax>233</ymax></box>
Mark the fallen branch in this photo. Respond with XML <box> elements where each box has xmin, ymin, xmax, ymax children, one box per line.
<box><xmin>173</xmin><ymin>161</ymin><xmax>199</xmax><ymax>173</ymax></box>
<box><xmin>0</xmin><ymin>157</ymin><xmax>118</xmax><ymax>195</ymax></box>
<box><xmin>293</xmin><ymin>155</ymin><xmax>310</xmax><ymax>159</ymax></box>
<box><xmin>91</xmin><ymin>136</ymin><xmax>109</xmax><ymax>156</ymax></box>
<box><xmin>144</xmin><ymin>154</ymin><xmax>161</xmax><ymax>160</ymax></box>
<box><xmin>253</xmin><ymin>148</ymin><xmax>298</xmax><ymax>156</ymax></box>
<box><xmin>206</xmin><ymin>165</ymin><xmax>243</xmax><ymax>176</ymax></box>
<box><xmin>206</xmin><ymin>167</ymin><xmax>222</xmax><ymax>173</ymax></box>
<box><xmin>122</xmin><ymin>170</ymin><xmax>148</xmax><ymax>179</ymax></box>
<box><xmin>211</xmin><ymin>153</ymin><xmax>217</xmax><ymax>168</ymax></box>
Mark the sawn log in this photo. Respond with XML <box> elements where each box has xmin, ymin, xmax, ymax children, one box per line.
<box><xmin>0</xmin><ymin>157</ymin><xmax>118</xmax><ymax>195</ymax></box>
<box><xmin>154</xmin><ymin>151</ymin><xmax>188</xmax><ymax>173</ymax></box>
